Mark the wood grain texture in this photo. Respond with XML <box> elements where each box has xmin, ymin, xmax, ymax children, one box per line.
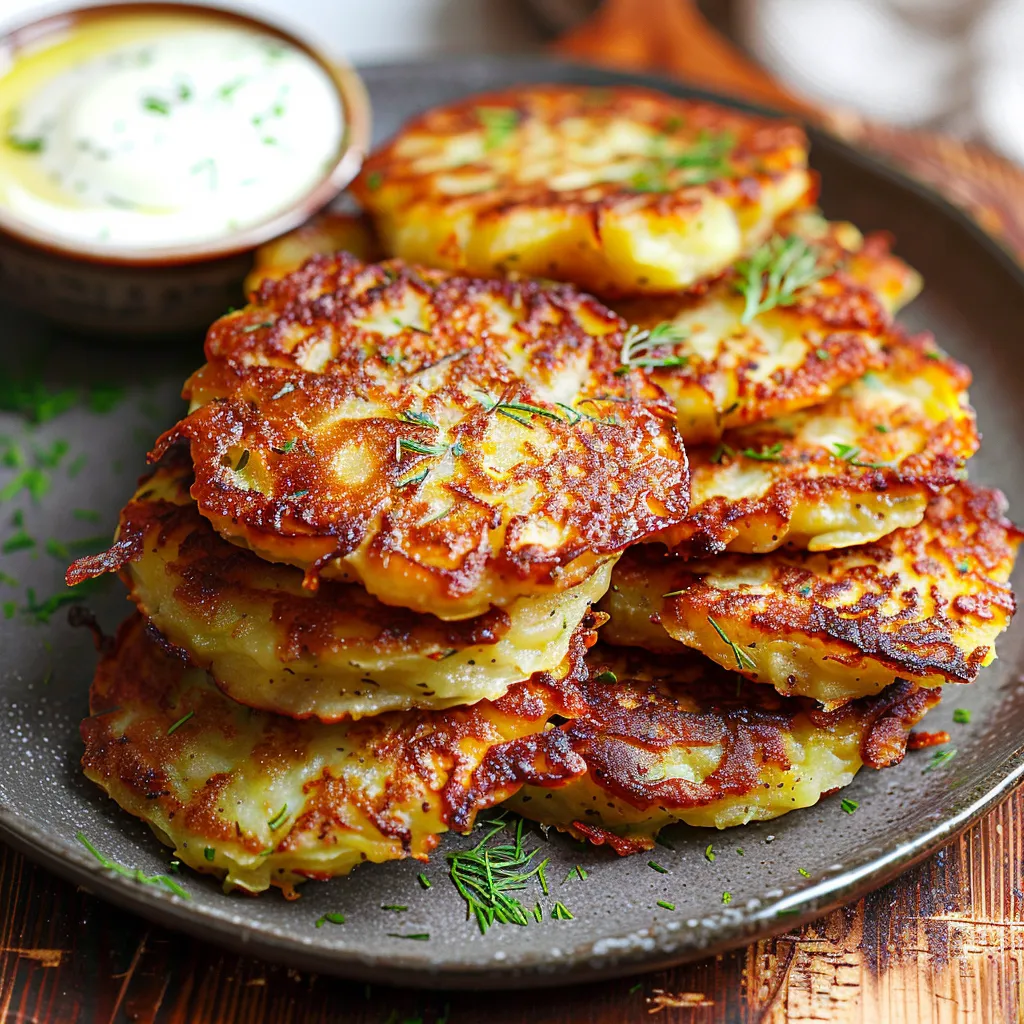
<box><xmin>3</xmin><ymin>787</ymin><xmax>1024</xmax><ymax>1022</ymax></box>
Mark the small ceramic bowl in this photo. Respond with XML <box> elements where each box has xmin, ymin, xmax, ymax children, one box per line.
<box><xmin>0</xmin><ymin>2</ymin><xmax>371</xmax><ymax>337</ymax></box>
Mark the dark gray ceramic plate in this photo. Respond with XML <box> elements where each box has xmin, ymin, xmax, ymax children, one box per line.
<box><xmin>1</xmin><ymin>57</ymin><xmax>1023</xmax><ymax>991</ymax></box>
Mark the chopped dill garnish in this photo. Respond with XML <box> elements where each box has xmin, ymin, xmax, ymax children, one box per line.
<box><xmin>445</xmin><ymin>816</ymin><xmax>550</xmax><ymax>935</ymax></box>
<box><xmin>924</xmin><ymin>748</ymin><xmax>957</xmax><ymax>772</ymax></box>
<box><xmin>76</xmin><ymin>831</ymin><xmax>189</xmax><ymax>899</ymax></box>
<box><xmin>166</xmin><ymin>710</ymin><xmax>194</xmax><ymax>736</ymax></box>
<box><xmin>478</xmin><ymin>107</ymin><xmax>519</xmax><ymax>151</ymax></box>
<box><xmin>316</xmin><ymin>912</ymin><xmax>346</xmax><ymax>927</ymax></box>
<box><xmin>617</xmin><ymin>322</ymin><xmax>689</xmax><ymax>375</ymax></box>
<box><xmin>630</xmin><ymin>130</ymin><xmax>735</xmax><ymax>191</ymax></box>
<box><xmin>740</xmin><ymin>442</ymin><xmax>784</xmax><ymax>462</ymax></box>
<box><xmin>707</xmin><ymin>616</ymin><xmax>756</xmax><ymax>671</ymax></box>
<box><xmin>733</xmin><ymin>235</ymin><xmax>830</xmax><ymax>324</ymax></box>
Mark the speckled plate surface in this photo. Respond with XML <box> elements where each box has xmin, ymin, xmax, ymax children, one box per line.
<box><xmin>1</xmin><ymin>57</ymin><xmax>1023</xmax><ymax>991</ymax></box>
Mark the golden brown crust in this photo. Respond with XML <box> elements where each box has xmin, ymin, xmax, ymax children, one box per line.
<box><xmin>506</xmin><ymin>647</ymin><xmax>939</xmax><ymax>845</ymax></box>
<box><xmin>154</xmin><ymin>253</ymin><xmax>689</xmax><ymax>619</ymax></box>
<box><xmin>604</xmin><ymin>483</ymin><xmax>1020</xmax><ymax>704</ymax></box>
<box><xmin>80</xmin><ymin>615</ymin><xmax>594</xmax><ymax>893</ymax></box>
<box><xmin>613</xmin><ymin>213</ymin><xmax>920</xmax><ymax>442</ymax></box>
<box><xmin>654</xmin><ymin>330</ymin><xmax>978</xmax><ymax>556</ymax></box>
<box><xmin>67</xmin><ymin>454</ymin><xmax>611</xmax><ymax>720</ymax></box>
<box><xmin>353</xmin><ymin>85</ymin><xmax>812</xmax><ymax>297</ymax></box>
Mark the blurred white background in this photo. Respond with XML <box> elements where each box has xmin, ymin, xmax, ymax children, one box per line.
<box><xmin>2</xmin><ymin>0</ymin><xmax>1022</xmax><ymax>164</ymax></box>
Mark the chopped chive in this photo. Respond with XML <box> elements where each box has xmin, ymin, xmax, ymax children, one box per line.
<box><xmin>316</xmin><ymin>912</ymin><xmax>346</xmax><ymax>927</ymax></box>
<box><xmin>166</xmin><ymin>710</ymin><xmax>194</xmax><ymax>736</ymax></box>
<box><xmin>648</xmin><ymin>860</ymin><xmax>668</xmax><ymax>874</ymax></box>
<box><xmin>381</xmin><ymin>904</ymin><xmax>408</xmax><ymax>912</ymax></box>
<box><xmin>707</xmin><ymin>616</ymin><xmax>756</xmax><ymax>672</ymax></box>
<box><xmin>657</xmin><ymin>900</ymin><xmax>675</xmax><ymax>911</ymax></box>
<box><xmin>267</xmin><ymin>804</ymin><xmax>289</xmax><ymax>830</ymax></box>
<box><xmin>418</xmin><ymin>873</ymin><xmax>432</xmax><ymax>889</ymax></box>
<box><xmin>798</xmin><ymin>867</ymin><xmax>810</xmax><ymax>878</ymax></box>
<box><xmin>387</xmin><ymin>933</ymin><xmax>430</xmax><ymax>941</ymax></box>
<box><xmin>76</xmin><ymin>831</ymin><xmax>189</xmax><ymax>898</ymax></box>
<box><xmin>840</xmin><ymin>798</ymin><xmax>859</xmax><ymax>814</ymax></box>
<box><xmin>551</xmin><ymin>901</ymin><xmax>574</xmax><ymax>921</ymax></box>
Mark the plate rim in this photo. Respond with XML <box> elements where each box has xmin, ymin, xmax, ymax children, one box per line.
<box><xmin>3</xmin><ymin>52</ymin><xmax>1024</xmax><ymax>990</ymax></box>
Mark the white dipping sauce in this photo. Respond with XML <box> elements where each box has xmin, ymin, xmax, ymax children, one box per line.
<box><xmin>4</xmin><ymin>26</ymin><xmax>344</xmax><ymax>249</ymax></box>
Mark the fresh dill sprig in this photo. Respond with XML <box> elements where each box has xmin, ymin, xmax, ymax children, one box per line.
<box><xmin>478</xmin><ymin>107</ymin><xmax>519</xmax><ymax>151</ymax></box>
<box><xmin>631</xmin><ymin>130</ymin><xmax>735</xmax><ymax>191</ymax></box>
<box><xmin>733</xmin><ymin>235</ymin><xmax>831</xmax><ymax>324</ymax></box>
<box><xmin>617</xmin><ymin>322</ymin><xmax>689</xmax><ymax>375</ymax></box>
<box><xmin>76</xmin><ymin>832</ymin><xmax>189</xmax><ymax>899</ymax></box>
<box><xmin>445</xmin><ymin>816</ymin><xmax>550</xmax><ymax>935</ymax></box>
<box><xmin>707</xmin><ymin>615</ymin><xmax>756</xmax><ymax>671</ymax></box>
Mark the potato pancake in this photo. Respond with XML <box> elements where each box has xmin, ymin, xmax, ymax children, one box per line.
<box><xmin>244</xmin><ymin>211</ymin><xmax>381</xmax><ymax>293</ymax></box>
<box><xmin>612</xmin><ymin>213</ymin><xmax>921</xmax><ymax>442</ymax></box>
<box><xmin>506</xmin><ymin>647</ymin><xmax>938</xmax><ymax>848</ymax></box>
<box><xmin>352</xmin><ymin>86</ymin><xmax>812</xmax><ymax>297</ymax></box>
<box><xmin>80</xmin><ymin>615</ymin><xmax>591</xmax><ymax>896</ymax></box>
<box><xmin>603</xmin><ymin>484</ymin><xmax>1020</xmax><ymax>705</ymax></box>
<box><xmin>156</xmin><ymin>254</ymin><xmax>689</xmax><ymax>620</ymax></box>
<box><xmin>68</xmin><ymin>456</ymin><xmax>610</xmax><ymax>721</ymax></box>
<box><xmin>654</xmin><ymin>330</ymin><xmax>977</xmax><ymax>556</ymax></box>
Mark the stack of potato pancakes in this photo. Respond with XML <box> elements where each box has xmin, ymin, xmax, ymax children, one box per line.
<box><xmin>68</xmin><ymin>86</ymin><xmax>1020</xmax><ymax>897</ymax></box>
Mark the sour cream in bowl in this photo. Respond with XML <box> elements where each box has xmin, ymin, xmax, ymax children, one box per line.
<box><xmin>0</xmin><ymin>3</ymin><xmax>370</xmax><ymax>334</ymax></box>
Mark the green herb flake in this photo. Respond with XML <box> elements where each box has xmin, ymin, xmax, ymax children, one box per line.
<box><xmin>23</xmin><ymin>576</ymin><xmax>107</xmax><ymax>624</ymax></box>
<box><xmin>924</xmin><ymin>748</ymin><xmax>957</xmax><ymax>772</ymax></box>
<box><xmin>203</xmin><ymin>847</ymin><xmax>215</xmax><ymax>862</ymax></box>
<box><xmin>478</xmin><ymin>106</ymin><xmax>519</xmax><ymax>151</ymax></box>
<box><xmin>656</xmin><ymin>900</ymin><xmax>675</xmax><ymax>911</ymax></box>
<box><xmin>88</xmin><ymin>384</ymin><xmax>124</xmax><ymax>414</ymax></box>
<box><xmin>563</xmin><ymin>864</ymin><xmax>588</xmax><ymax>883</ymax></box>
<box><xmin>315</xmin><ymin>912</ymin><xmax>346</xmax><ymax>927</ymax></box>
<box><xmin>734</xmin><ymin>235</ymin><xmax>830</xmax><ymax>324</ymax></box>
<box><xmin>798</xmin><ymin>867</ymin><xmax>810</xmax><ymax>878</ymax></box>
<box><xmin>648</xmin><ymin>860</ymin><xmax>668</xmax><ymax>874</ymax></box>
<box><xmin>241</xmin><ymin>320</ymin><xmax>274</xmax><ymax>334</ymax></box>
<box><xmin>617</xmin><ymin>322</ymin><xmax>689</xmax><ymax>374</ymax></box>
<box><xmin>953</xmin><ymin>708</ymin><xmax>972</xmax><ymax>725</ymax></box>
<box><xmin>166</xmin><ymin>710</ymin><xmax>194</xmax><ymax>736</ymax></box>
<box><xmin>593</xmin><ymin>670</ymin><xmax>617</xmax><ymax>684</ymax></box>
<box><xmin>381</xmin><ymin>904</ymin><xmax>408</xmax><ymax>912</ymax></box>
<box><xmin>721</xmin><ymin>891</ymin><xmax>732</xmax><ymax>904</ymax></box>
<box><xmin>740</xmin><ymin>442</ymin><xmax>784</xmax><ymax>462</ymax></box>
<box><xmin>387</xmin><ymin>932</ymin><xmax>430</xmax><ymax>941</ymax></box>
<box><xmin>2</xmin><ymin>530</ymin><xmax>35</xmax><ymax>555</ymax></box>
<box><xmin>267</xmin><ymin>804</ymin><xmax>289</xmax><ymax>830</ymax></box>
<box><xmin>418</xmin><ymin>873</ymin><xmax>432</xmax><ymax>889</ymax></box>
<box><xmin>76</xmin><ymin>831</ymin><xmax>189</xmax><ymax>898</ymax></box>
<box><xmin>840</xmin><ymin>798</ymin><xmax>859</xmax><ymax>814</ymax></box>
<box><xmin>707</xmin><ymin>615</ymin><xmax>756</xmax><ymax>671</ymax></box>
<box><xmin>142</xmin><ymin>96</ymin><xmax>171</xmax><ymax>116</ymax></box>
<box><xmin>551</xmin><ymin>901</ymin><xmax>574</xmax><ymax>921</ymax></box>
<box><xmin>705</xmin><ymin>844</ymin><xmax>716</xmax><ymax>863</ymax></box>
<box><xmin>6</xmin><ymin>133</ymin><xmax>45</xmax><ymax>153</ymax></box>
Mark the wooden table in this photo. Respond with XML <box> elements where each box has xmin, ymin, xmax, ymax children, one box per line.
<box><xmin>6</xmin><ymin>4</ymin><xmax>1024</xmax><ymax>1021</ymax></box>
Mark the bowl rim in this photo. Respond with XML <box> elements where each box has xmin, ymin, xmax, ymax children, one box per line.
<box><xmin>0</xmin><ymin>0</ymin><xmax>372</xmax><ymax>267</ymax></box>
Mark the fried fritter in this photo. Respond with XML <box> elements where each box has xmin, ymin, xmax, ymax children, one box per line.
<box><xmin>352</xmin><ymin>86</ymin><xmax>812</xmax><ymax>297</ymax></box>
<box><xmin>155</xmin><ymin>254</ymin><xmax>689</xmax><ymax>620</ymax></box>
<box><xmin>603</xmin><ymin>484</ymin><xmax>1019</xmax><ymax>706</ymax></box>
<box><xmin>68</xmin><ymin>456</ymin><xmax>610</xmax><ymax>721</ymax></box>
<box><xmin>244</xmin><ymin>211</ymin><xmax>381</xmax><ymax>293</ymax></box>
<box><xmin>653</xmin><ymin>330</ymin><xmax>977</xmax><ymax>556</ymax></box>
<box><xmin>80</xmin><ymin>615</ymin><xmax>590</xmax><ymax>895</ymax></box>
<box><xmin>506</xmin><ymin>647</ymin><xmax>939</xmax><ymax>847</ymax></box>
<box><xmin>613</xmin><ymin>212</ymin><xmax>921</xmax><ymax>443</ymax></box>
